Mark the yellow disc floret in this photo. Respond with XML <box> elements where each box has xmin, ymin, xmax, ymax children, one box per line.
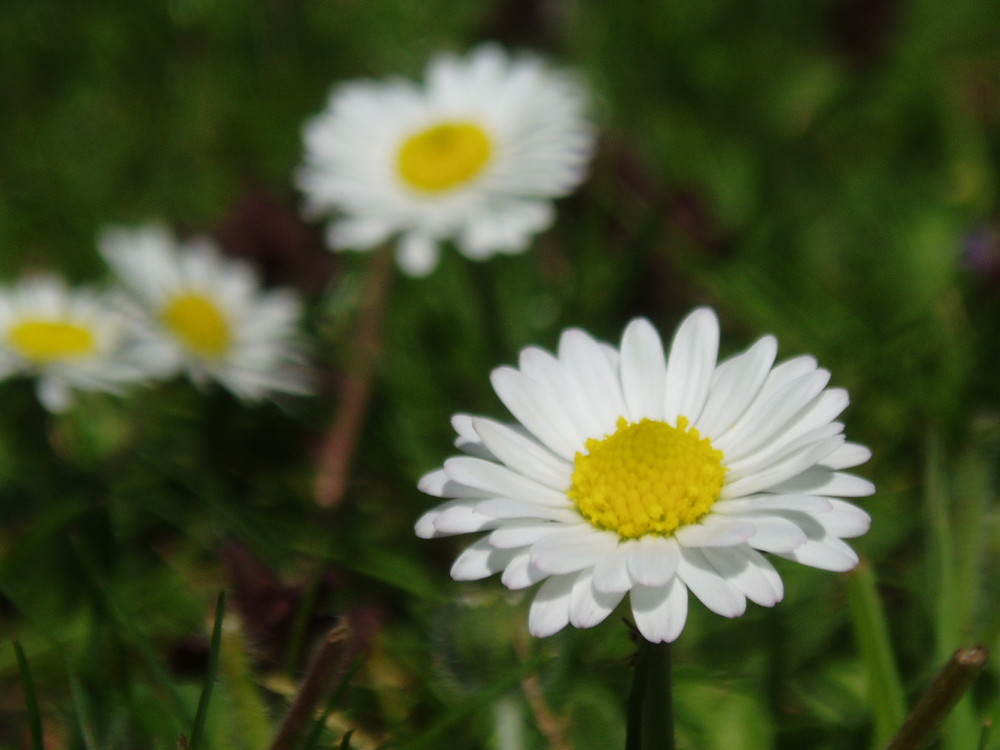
<box><xmin>8</xmin><ymin>319</ymin><xmax>97</xmax><ymax>363</ymax></box>
<box><xmin>397</xmin><ymin>121</ymin><xmax>493</xmax><ymax>193</ymax></box>
<box><xmin>162</xmin><ymin>293</ymin><xmax>231</xmax><ymax>358</ymax></box>
<box><xmin>569</xmin><ymin>417</ymin><xmax>727</xmax><ymax>539</ymax></box>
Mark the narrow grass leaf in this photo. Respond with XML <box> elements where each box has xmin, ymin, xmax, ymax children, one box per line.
<box><xmin>925</xmin><ymin>435</ymin><xmax>983</xmax><ymax>750</ymax></box>
<box><xmin>220</xmin><ymin>612</ymin><xmax>274</xmax><ymax>748</ymax></box>
<box><xmin>12</xmin><ymin>641</ymin><xmax>43</xmax><ymax>750</ymax></box>
<box><xmin>846</xmin><ymin>561</ymin><xmax>906</xmax><ymax>747</ymax></box>
<box><xmin>189</xmin><ymin>590</ymin><xmax>227</xmax><ymax>750</ymax></box>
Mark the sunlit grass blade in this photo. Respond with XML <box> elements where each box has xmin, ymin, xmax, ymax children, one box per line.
<box><xmin>220</xmin><ymin>612</ymin><xmax>273</xmax><ymax>748</ymax></box>
<box><xmin>924</xmin><ymin>434</ymin><xmax>984</xmax><ymax>750</ymax></box>
<box><xmin>846</xmin><ymin>560</ymin><xmax>907</xmax><ymax>747</ymax></box>
<box><xmin>12</xmin><ymin>640</ymin><xmax>43</xmax><ymax>750</ymax></box>
<box><xmin>189</xmin><ymin>590</ymin><xmax>227</xmax><ymax>750</ymax></box>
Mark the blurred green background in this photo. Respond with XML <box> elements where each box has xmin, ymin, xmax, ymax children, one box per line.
<box><xmin>1</xmin><ymin>0</ymin><xmax>999</xmax><ymax>748</ymax></box>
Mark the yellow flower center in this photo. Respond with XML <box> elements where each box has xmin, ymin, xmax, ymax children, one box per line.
<box><xmin>397</xmin><ymin>121</ymin><xmax>493</xmax><ymax>193</ymax></box>
<box><xmin>7</xmin><ymin>319</ymin><xmax>97</xmax><ymax>363</ymax></box>
<box><xmin>569</xmin><ymin>417</ymin><xmax>727</xmax><ymax>539</ymax></box>
<box><xmin>162</xmin><ymin>293</ymin><xmax>230</xmax><ymax>358</ymax></box>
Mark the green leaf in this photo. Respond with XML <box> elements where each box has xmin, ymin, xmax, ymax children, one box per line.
<box><xmin>190</xmin><ymin>590</ymin><xmax>227</xmax><ymax>750</ymax></box>
<box><xmin>846</xmin><ymin>561</ymin><xmax>907</xmax><ymax>746</ymax></box>
<box><xmin>13</xmin><ymin>640</ymin><xmax>44</xmax><ymax>750</ymax></box>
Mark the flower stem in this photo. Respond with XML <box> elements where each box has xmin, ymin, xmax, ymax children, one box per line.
<box><xmin>626</xmin><ymin>639</ymin><xmax>675</xmax><ymax>750</ymax></box>
<box><xmin>883</xmin><ymin>646</ymin><xmax>989</xmax><ymax>750</ymax></box>
<box><xmin>314</xmin><ymin>245</ymin><xmax>394</xmax><ymax>509</ymax></box>
<box><xmin>269</xmin><ymin>620</ymin><xmax>352</xmax><ymax>750</ymax></box>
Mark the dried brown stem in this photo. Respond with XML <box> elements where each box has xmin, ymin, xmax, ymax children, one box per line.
<box><xmin>314</xmin><ymin>246</ymin><xmax>394</xmax><ymax>509</ymax></box>
<box><xmin>884</xmin><ymin>645</ymin><xmax>989</xmax><ymax>750</ymax></box>
<box><xmin>269</xmin><ymin>620</ymin><xmax>352</xmax><ymax>750</ymax></box>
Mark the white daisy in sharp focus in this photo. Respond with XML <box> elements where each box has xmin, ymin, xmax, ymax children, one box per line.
<box><xmin>0</xmin><ymin>275</ymin><xmax>146</xmax><ymax>412</ymax></box>
<box><xmin>297</xmin><ymin>43</ymin><xmax>594</xmax><ymax>276</ymax></box>
<box><xmin>99</xmin><ymin>225</ymin><xmax>310</xmax><ymax>401</ymax></box>
<box><xmin>415</xmin><ymin>308</ymin><xmax>874</xmax><ymax>643</ymax></box>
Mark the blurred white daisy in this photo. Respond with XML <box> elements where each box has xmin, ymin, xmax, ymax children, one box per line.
<box><xmin>416</xmin><ymin>308</ymin><xmax>874</xmax><ymax>643</ymax></box>
<box><xmin>297</xmin><ymin>43</ymin><xmax>594</xmax><ymax>276</ymax></box>
<box><xmin>0</xmin><ymin>275</ymin><xmax>146</xmax><ymax>412</ymax></box>
<box><xmin>99</xmin><ymin>225</ymin><xmax>311</xmax><ymax>401</ymax></box>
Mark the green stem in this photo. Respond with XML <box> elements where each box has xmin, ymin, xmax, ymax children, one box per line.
<box><xmin>626</xmin><ymin>639</ymin><xmax>675</xmax><ymax>750</ymax></box>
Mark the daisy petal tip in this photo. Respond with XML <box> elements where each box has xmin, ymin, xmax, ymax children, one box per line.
<box><xmin>413</xmin><ymin>514</ymin><xmax>437</xmax><ymax>539</ymax></box>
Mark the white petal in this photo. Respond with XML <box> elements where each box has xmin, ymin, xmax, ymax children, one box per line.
<box><xmin>626</xmin><ymin>536</ymin><xmax>680</xmax><ymax>587</ymax></box>
<box><xmin>821</xmin><ymin>499</ymin><xmax>871</xmax><ymax>538</ymax></box>
<box><xmin>471</xmin><ymin>417</ymin><xmax>572</xmax><ymax>490</ymax></box>
<box><xmin>489</xmin><ymin>520</ymin><xmax>561</xmax><ymax>548</ymax></box>
<box><xmin>570</xmin><ymin>569</ymin><xmax>627</xmax><ymax>628</ymax></box>
<box><xmin>630</xmin><ymin>578</ymin><xmax>689</xmax><ymax>643</ymax></box>
<box><xmin>414</xmin><ymin>508</ymin><xmax>442</xmax><ymax>539</ymax></box>
<box><xmin>444</xmin><ymin>456</ymin><xmax>569</xmax><ymax>506</ymax></box>
<box><xmin>712</xmin><ymin>494</ymin><xmax>834</xmax><ymax>514</ymax></box>
<box><xmin>725</xmin><ymin>421</ymin><xmax>845</xmax><ymax>481</ymax></box>
<box><xmin>475</xmin><ymin>498</ymin><xmax>580</xmax><ymax>523</ymax></box>
<box><xmin>528</xmin><ymin>574</ymin><xmax>576</xmax><ymax>637</ymax></box>
<box><xmin>821</xmin><ymin>442</ymin><xmax>872</xmax><ymax>470</ymax></box>
<box><xmin>620</xmin><ymin>318</ymin><xmax>667</xmax><ymax>422</ymax></box>
<box><xmin>769</xmin><ymin>467</ymin><xmax>876</xmax><ymax>497</ymax></box>
<box><xmin>702</xmin><ymin>546</ymin><xmax>784</xmax><ymax>607</ymax></box>
<box><xmin>37</xmin><ymin>377</ymin><xmax>73</xmax><ymax>413</ymax></box>
<box><xmin>491</xmin><ymin>366</ymin><xmax>582</xmax><ymax>459</ymax></box>
<box><xmin>417</xmin><ymin>468</ymin><xmax>492</xmax><ymax>499</ymax></box>
<box><xmin>414</xmin><ymin>499</ymin><xmax>497</xmax><ymax>537</ymax></box>
<box><xmin>327</xmin><ymin>216</ymin><xmax>394</xmax><ymax>249</ymax></box>
<box><xmin>396</xmin><ymin>233</ymin><xmax>440</xmax><ymax>276</ymax></box>
<box><xmin>530</xmin><ymin>526</ymin><xmax>620</xmax><ymax>575</ymax></box>
<box><xmin>721</xmin><ymin>436</ymin><xmax>845</xmax><ymax>499</ymax></box>
<box><xmin>697</xmin><ymin>335</ymin><xmax>778</xmax><ymax>439</ymax></box>
<box><xmin>450</xmin><ymin>538</ymin><xmax>519</xmax><ymax>581</ymax></box>
<box><xmin>663</xmin><ymin>308</ymin><xmax>719</xmax><ymax>424</ymax></box>
<box><xmin>789</xmin><ymin>499</ymin><xmax>872</xmax><ymax>539</ymax></box>
<box><xmin>741</xmin><ymin>516</ymin><xmax>808</xmax><ymax>553</ymax></box>
<box><xmin>777</xmin><ymin>537</ymin><xmax>859</xmax><ymax>571</ymax></box>
<box><xmin>592</xmin><ymin>542</ymin><xmax>634</xmax><ymax>593</ymax></box>
<box><xmin>501</xmin><ymin>551</ymin><xmax>548</xmax><ymax>590</ymax></box>
<box><xmin>676</xmin><ymin>547</ymin><xmax>747</xmax><ymax>618</ymax></box>
<box><xmin>674</xmin><ymin>519</ymin><xmax>756</xmax><ymax>548</ymax></box>
<box><xmin>516</xmin><ymin>347</ymin><xmax>593</xmax><ymax>447</ymax></box>
<box><xmin>557</xmin><ymin>328</ymin><xmax>627</xmax><ymax>436</ymax></box>
<box><xmin>451</xmin><ymin>414</ymin><xmax>492</xmax><ymax>458</ymax></box>
<box><xmin>714</xmin><ymin>369</ymin><xmax>831</xmax><ymax>458</ymax></box>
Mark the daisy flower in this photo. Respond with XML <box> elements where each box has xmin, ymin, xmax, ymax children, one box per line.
<box><xmin>416</xmin><ymin>309</ymin><xmax>874</xmax><ymax>643</ymax></box>
<box><xmin>99</xmin><ymin>225</ymin><xmax>311</xmax><ymax>401</ymax></box>
<box><xmin>297</xmin><ymin>43</ymin><xmax>594</xmax><ymax>276</ymax></box>
<box><xmin>0</xmin><ymin>275</ymin><xmax>147</xmax><ymax>412</ymax></box>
